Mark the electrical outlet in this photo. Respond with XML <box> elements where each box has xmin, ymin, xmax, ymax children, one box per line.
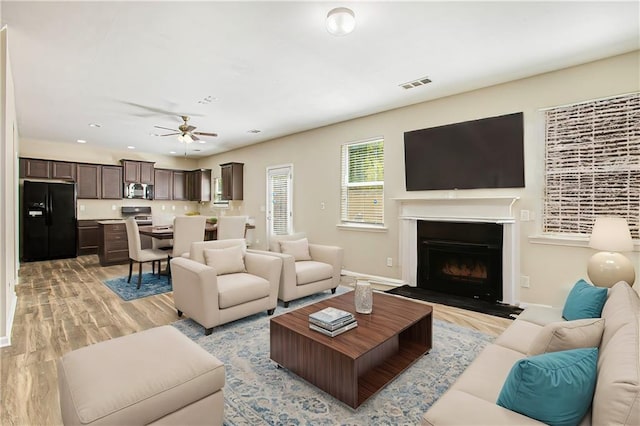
<box><xmin>79</xmin><ymin>205</ymin><xmax>85</xmax><ymax>212</ymax></box>
<box><xmin>172</xmin><ymin>205</ymin><xmax>176</xmax><ymax>211</ymax></box>
<box><xmin>161</xmin><ymin>205</ymin><xmax>166</xmax><ymax>211</ymax></box>
<box><xmin>520</xmin><ymin>275</ymin><xmax>530</xmax><ymax>288</ymax></box>
<box><xmin>111</xmin><ymin>204</ymin><xmax>116</xmax><ymax>211</ymax></box>
<box><xmin>320</xmin><ymin>202</ymin><xmax>325</xmax><ymax>210</ymax></box>
<box><xmin>386</xmin><ymin>257</ymin><xmax>393</xmax><ymax>267</ymax></box>
<box><xmin>520</xmin><ymin>210</ymin><xmax>530</xmax><ymax>221</ymax></box>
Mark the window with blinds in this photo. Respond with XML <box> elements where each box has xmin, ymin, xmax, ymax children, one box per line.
<box><xmin>340</xmin><ymin>138</ymin><xmax>384</xmax><ymax>225</ymax></box>
<box><xmin>543</xmin><ymin>92</ymin><xmax>640</xmax><ymax>238</ymax></box>
<box><xmin>267</xmin><ymin>166</ymin><xmax>292</xmax><ymax>236</ymax></box>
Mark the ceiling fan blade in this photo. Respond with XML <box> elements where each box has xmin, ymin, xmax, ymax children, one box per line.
<box><xmin>190</xmin><ymin>134</ymin><xmax>200</xmax><ymax>142</ymax></box>
<box><xmin>159</xmin><ymin>132</ymin><xmax>180</xmax><ymax>136</ymax></box>
<box><xmin>154</xmin><ymin>125</ymin><xmax>178</xmax><ymax>132</ymax></box>
<box><xmin>185</xmin><ymin>125</ymin><xmax>196</xmax><ymax>132</ymax></box>
<box><xmin>193</xmin><ymin>131</ymin><xmax>218</xmax><ymax>137</ymax></box>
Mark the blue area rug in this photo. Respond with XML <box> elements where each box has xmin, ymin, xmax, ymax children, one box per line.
<box><xmin>172</xmin><ymin>287</ymin><xmax>494</xmax><ymax>425</ymax></box>
<box><xmin>102</xmin><ymin>273</ymin><xmax>172</xmax><ymax>301</ymax></box>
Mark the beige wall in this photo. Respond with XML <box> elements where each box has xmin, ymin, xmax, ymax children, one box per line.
<box><xmin>1</xmin><ymin>25</ymin><xmax>19</xmax><ymax>347</ymax></box>
<box><xmin>197</xmin><ymin>51</ymin><xmax>640</xmax><ymax>307</ymax></box>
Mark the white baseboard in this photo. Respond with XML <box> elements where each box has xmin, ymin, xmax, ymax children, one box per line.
<box><xmin>341</xmin><ymin>269</ymin><xmax>407</xmax><ymax>288</ymax></box>
<box><xmin>0</xmin><ymin>292</ymin><xmax>17</xmax><ymax>348</ymax></box>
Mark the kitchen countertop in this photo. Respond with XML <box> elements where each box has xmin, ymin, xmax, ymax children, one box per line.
<box><xmin>97</xmin><ymin>220</ymin><xmax>125</xmax><ymax>225</ymax></box>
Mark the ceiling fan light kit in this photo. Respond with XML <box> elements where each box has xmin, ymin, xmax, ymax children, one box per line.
<box><xmin>326</xmin><ymin>7</ymin><xmax>356</xmax><ymax>36</ymax></box>
<box><xmin>154</xmin><ymin>115</ymin><xmax>217</xmax><ymax>144</ymax></box>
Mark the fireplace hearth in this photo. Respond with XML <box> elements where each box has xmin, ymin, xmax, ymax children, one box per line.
<box><xmin>417</xmin><ymin>221</ymin><xmax>503</xmax><ymax>303</ymax></box>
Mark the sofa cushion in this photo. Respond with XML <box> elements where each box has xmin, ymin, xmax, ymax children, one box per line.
<box><xmin>204</xmin><ymin>246</ymin><xmax>246</xmax><ymax>275</ymax></box>
<box><xmin>497</xmin><ymin>348</ymin><xmax>598</xmax><ymax>426</ymax></box>
<box><xmin>562</xmin><ymin>279</ymin><xmax>607</xmax><ymax>320</ymax></box>
<box><xmin>451</xmin><ymin>344</ymin><xmax>525</xmax><ymax>402</ymax></box>
<box><xmin>527</xmin><ymin>318</ymin><xmax>605</xmax><ymax>356</ymax></box>
<box><xmin>279</xmin><ymin>238</ymin><xmax>312</xmax><ymax>261</ymax></box>
<box><xmin>515</xmin><ymin>306</ymin><xmax>564</xmax><ymax>326</ymax></box>
<box><xmin>594</xmin><ymin>282</ymin><xmax>640</xmax><ymax>426</ymax></box>
<box><xmin>494</xmin><ymin>319</ymin><xmax>543</xmax><ymax>354</ymax></box>
<box><xmin>217</xmin><ymin>273</ymin><xmax>270</xmax><ymax>309</ymax></box>
<box><xmin>189</xmin><ymin>239</ymin><xmax>246</xmax><ymax>264</ymax></box>
<box><xmin>294</xmin><ymin>261</ymin><xmax>333</xmax><ymax>285</ymax></box>
<box><xmin>268</xmin><ymin>232</ymin><xmax>306</xmax><ymax>253</ymax></box>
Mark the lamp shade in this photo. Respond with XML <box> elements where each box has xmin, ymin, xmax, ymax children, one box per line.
<box><xmin>589</xmin><ymin>217</ymin><xmax>633</xmax><ymax>252</ymax></box>
<box><xmin>326</xmin><ymin>7</ymin><xmax>356</xmax><ymax>36</ymax></box>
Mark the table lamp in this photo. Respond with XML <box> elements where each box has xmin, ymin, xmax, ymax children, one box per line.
<box><xmin>587</xmin><ymin>217</ymin><xmax>635</xmax><ymax>287</ymax></box>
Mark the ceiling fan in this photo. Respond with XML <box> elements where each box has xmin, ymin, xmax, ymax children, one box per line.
<box><xmin>154</xmin><ymin>116</ymin><xmax>217</xmax><ymax>143</ymax></box>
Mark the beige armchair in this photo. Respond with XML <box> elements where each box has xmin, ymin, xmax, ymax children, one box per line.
<box><xmin>170</xmin><ymin>239</ymin><xmax>282</xmax><ymax>335</ymax></box>
<box><xmin>251</xmin><ymin>232</ymin><xmax>343</xmax><ymax>307</ymax></box>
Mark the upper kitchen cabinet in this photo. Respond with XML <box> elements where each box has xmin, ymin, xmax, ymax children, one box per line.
<box><xmin>122</xmin><ymin>160</ymin><xmax>155</xmax><ymax>185</ymax></box>
<box><xmin>77</xmin><ymin>164</ymin><xmax>102</xmax><ymax>199</ymax></box>
<box><xmin>220</xmin><ymin>162</ymin><xmax>243</xmax><ymax>200</ymax></box>
<box><xmin>101</xmin><ymin>166</ymin><xmax>123</xmax><ymax>199</ymax></box>
<box><xmin>154</xmin><ymin>168</ymin><xmax>173</xmax><ymax>200</ymax></box>
<box><xmin>19</xmin><ymin>158</ymin><xmax>76</xmax><ymax>180</ymax></box>
<box><xmin>172</xmin><ymin>171</ymin><xmax>186</xmax><ymax>201</ymax></box>
<box><xmin>187</xmin><ymin>169</ymin><xmax>212</xmax><ymax>202</ymax></box>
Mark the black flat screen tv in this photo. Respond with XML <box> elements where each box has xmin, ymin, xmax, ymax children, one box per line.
<box><xmin>404</xmin><ymin>112</ymin><xmax>525</xmax><ymax>190</ymax></box>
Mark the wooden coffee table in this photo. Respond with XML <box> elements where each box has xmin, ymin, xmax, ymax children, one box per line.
<box><xmin>270</xmin><ymin>291</ymin><xmax>432</xmax><ymax>408</ymax></box>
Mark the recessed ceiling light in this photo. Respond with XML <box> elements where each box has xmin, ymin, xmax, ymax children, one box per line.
<box><xmin>198</xmin><ymin>140</ymin><xmax>206</xmax><ymax>144</ymax></box>
<box><xmin>169</xmin><ymin>151</ymin><xmax>177</xmax><ymax>154</ymax></box>
<box><xmin>88</xmin><ymin>123</ymin><xmax>101</xmax><ymax>128</ymax></box>
<box><xmin>127</xmin><ymin>146</ymin><xmax>135</xmax><ymax>150</ymax></box>
<box><xmin>76</xmin><ymin>139</ymin><xmax>87</xmax><ymax>144</ymax></box>
<box><xmin>248</xmin><ymin>129</ymin><xmax>261</xmax><ymax>134</ymax></box>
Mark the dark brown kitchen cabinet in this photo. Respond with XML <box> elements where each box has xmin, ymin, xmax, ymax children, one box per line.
<box><xmin>19</xmin><ymin>158</ymin><xmax>50</xmax><ymax>179</ymax></box>
<box><xmin>186</xmin><ymin>169</ymin><xmax>211</xmax><ymax>202</ymax></box>
<box><xmin>77</xmin><ymin>164</ymin><xmax>101</xmax><ymax>199</ymax></box>
<box><xmin>101</xmin><ymin>166</ymin><xmax>123</xmax><ymax>199</ymax></box>
<box><xmin>77</xmin><ymin>220</ymin><xmax>100</xmax><ymax>255</ymax></box>
<box><xmin>51</xmin><ymin>161</ymin><xmax>76</xmax><ymax>180</ymax></box>
<box><xmin>154</xmin><ymin>169</ymin><xmax>173</xmax><ymax>200</ymax></box>
<box><xmin>122</xmin><ymin>160</ymin><xmax>155</xmax><ymax>184</ymax></box>
<box><xmin>172</xmin><ymin>171</ymin><xmax>186</xmax><ymax>201</ymax></box>
<box><xmin>220</xmin><ymin>162</ymin><xmax>243</xmax><ymax>200</ymax></box>
<box><xmin>98</xmin><ymin>222</ymin><xmax>129</xmax><ymax>266</ymax></box>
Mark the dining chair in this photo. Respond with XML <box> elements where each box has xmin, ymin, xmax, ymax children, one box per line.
<box><xmin>171</xmin><ymin>216</ymin><xmax>207</xmax><ymax>259</ymax></box>
<box><xmin>151</xmin><ymin>214</ymin><xmax>174</xmax><ymax>250</ymax></box>
<box><xmin>216</xmin><ymin>216</ymin><xmax>247</xmax><ymax>240</ymax></box>
<box><xmin>124</xmin><ymin>218</ymin><xmax>170</xmax><ymax>289</ymax></box>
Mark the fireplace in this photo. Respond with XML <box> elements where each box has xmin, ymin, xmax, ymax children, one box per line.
<box><xmin>417</xmin><ymin>221</ymin><xmax>503</xmax><ymax>302</ymax></box>
<box><xmin>397</xmin><ymin>196</ymin><xmax>520</xmax><ymax>305</ymax></box>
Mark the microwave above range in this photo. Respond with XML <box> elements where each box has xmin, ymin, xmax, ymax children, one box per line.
<box><xmin>124</xmin><ymin>183</ymin><xmax>154</xmax><ymax>200</ymax></box>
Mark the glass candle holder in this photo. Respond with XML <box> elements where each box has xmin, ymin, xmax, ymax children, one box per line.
<box><xmin>355</xmin><ymin>280</ymin><xmax>373</xmax><ymax>314</ymax></box>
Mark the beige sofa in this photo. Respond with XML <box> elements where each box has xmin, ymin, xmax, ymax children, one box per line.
<box><xmin>171</xmin><ymin>239</ymin><xmax>282</xmax><ymax>335</ymax></box>
<box><xmin>423</xmin><ymin>281</ymin><xmax>640</xmax><ymax>425</ymax></box>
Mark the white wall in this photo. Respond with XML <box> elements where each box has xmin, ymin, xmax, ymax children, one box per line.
<box><xmin>1</xmin><ymin>25</ymin><xmax>19</xmax><ymax>347</ymax></box>
<box><xmin>197</xmin><ymin>51</ymin><xmax>640</xmax><ymax>307</ymax></box>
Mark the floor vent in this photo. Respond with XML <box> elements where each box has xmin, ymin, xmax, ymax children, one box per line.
<box><xmin>400</xmin><ymin>77</ymin><xmax>432</xmax><ymax>90</ymax></box>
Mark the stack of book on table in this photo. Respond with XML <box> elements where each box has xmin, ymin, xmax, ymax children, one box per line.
<box><xmin>308</xmin><ymin>307</ymin><xmax>358</xmax><ymax>337</ymax></box>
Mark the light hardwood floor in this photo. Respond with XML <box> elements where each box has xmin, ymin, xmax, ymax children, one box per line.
<box><xmin>1</xmin><ymin>255</ymin><xmax>511</xmax><ymax>426</ymax></box>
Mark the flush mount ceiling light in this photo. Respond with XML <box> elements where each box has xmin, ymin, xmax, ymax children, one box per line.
<box><xmin>326</xmin><ymin>7</ymin><xmax>356</xmax><ymax>36</ymax></box>
<box><xmin>76</xmin><ymin>139</ymin><xmax>87</xmax><ymax>144</ymax></box>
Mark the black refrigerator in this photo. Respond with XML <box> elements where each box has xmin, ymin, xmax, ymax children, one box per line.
<box><xmin>22</xmin><ymin>180</ymin><xmax>77</xmax><ymax>262</ymax></box>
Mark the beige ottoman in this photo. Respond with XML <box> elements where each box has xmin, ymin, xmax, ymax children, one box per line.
<box><xmin>57</xmin><ymin>326</ymin><xmax>225</xmax><ymax>425</ymax></box>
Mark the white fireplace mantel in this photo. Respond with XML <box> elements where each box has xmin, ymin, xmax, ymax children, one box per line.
<box><xmin>394</xmin><ymin>196</ymin><xmax>520</xmax><ymax>305</ymax></box>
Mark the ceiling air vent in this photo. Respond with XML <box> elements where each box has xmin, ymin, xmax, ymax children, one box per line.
<box><xmin>400</xmin><ymin>77</ymin><xmax>432</xmax><ymax>90</ymax></box>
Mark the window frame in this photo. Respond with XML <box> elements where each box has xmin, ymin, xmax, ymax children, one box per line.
<box><xmin>340</xmin><ymin>137</ymin><xmax>385</xmax><ymax>228</ymax></box>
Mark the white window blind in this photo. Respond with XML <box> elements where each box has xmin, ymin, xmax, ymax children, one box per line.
<box><xmin>340</xmin><ymin>138</ymin><xmax>384</xmax><ymax>225</ymax></box>
<box><xmin>543</xmin><ymin>92</ymin><xmax>640</xmax><ymax>238</ymax></box>
<box><xmin>268</xmin><ymin>166</ymin><xmax>292</xmax><ymax>236</ymax></box>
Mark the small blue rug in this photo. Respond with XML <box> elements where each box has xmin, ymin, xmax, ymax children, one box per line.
<box><xmin>173</xmin><ymin>287</ymin><xmax>495</xmax><ymax>425</ymax></box>
<box><xmin>102</xmin><ymin>273</ymin><xmax>172</xmax><ymax>301</ymax></box>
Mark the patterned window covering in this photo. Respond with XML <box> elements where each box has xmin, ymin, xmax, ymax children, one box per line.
<box><xmin>543</xmin><ymin>92</ymin><xmax>640</xmax><ymax>238</ymax></box>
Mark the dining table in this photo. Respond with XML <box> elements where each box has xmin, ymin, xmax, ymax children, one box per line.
<box><xmin>138</xmin><ymin>223</ymin><xmax>255</xmax><ymax>241</ymax></box>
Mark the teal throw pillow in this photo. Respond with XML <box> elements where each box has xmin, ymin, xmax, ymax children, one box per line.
<box><xmin>562</xmin><ymin>279</ymin><xmax>607</xmax><ymax>320</ymax></box>
<box><xmin>497</xmin><ymin>348</ymin><xmax>598</xmax><ymax>426</ymax></box>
